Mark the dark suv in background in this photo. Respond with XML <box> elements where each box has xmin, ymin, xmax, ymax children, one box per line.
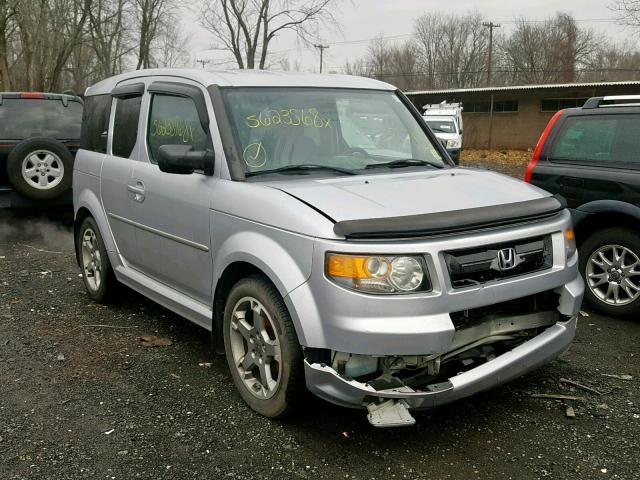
<box><xmin>0</xmin><ymin>92</ymin><xmax>83</xmax><ymax>205</ymax></box>
<box><xmin>526</xmin><ymin>95</ymin><xmax>640</xmax><ymax>317</ymax></box>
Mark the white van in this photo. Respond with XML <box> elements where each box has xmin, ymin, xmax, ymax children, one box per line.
<box><xmin>423</xmin><ymin>103</ymin><xmax>463</xmax><ymax>164</ymax></box>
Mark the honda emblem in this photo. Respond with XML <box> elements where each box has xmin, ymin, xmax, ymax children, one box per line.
<box><xmin>497</xmin><ymin>248</ymin><xmax>517</xmax><ymax>270</ymax></box>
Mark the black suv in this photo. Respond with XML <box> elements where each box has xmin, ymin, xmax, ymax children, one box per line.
<box><xmin>526</xmin><ymin>95</ymin><xmax>640</xmax><ymax>316</ymax></box>
<box><xmin>0</xmin><ymin>92</ymin><xmax>83</xmax><ymax>203</ymax></box>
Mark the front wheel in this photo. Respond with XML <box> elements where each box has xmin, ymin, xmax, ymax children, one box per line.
<box><xmin>579</xmin><ymin>227</ymin><xmax>640</xmax><ymax>317</ymax></box>
<box><xmin>223</xmin><ymin>275</ymin><xmax>304</xmax><ymax>418</ymax></box>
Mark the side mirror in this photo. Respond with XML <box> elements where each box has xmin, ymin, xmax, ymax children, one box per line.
<box><xmin>157</xmin><ymin>144</ymin><xmax>214</xmax><ymax>175</ymax></box>
<box><xmin>158</xmin><ymin>145</ymin><xmax>214</xmax><ymax>175</ymax></box>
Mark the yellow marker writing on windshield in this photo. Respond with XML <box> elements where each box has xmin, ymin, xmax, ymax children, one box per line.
<box><xmin>243</xmin><ymin>142</ymin><xmax>267</xmax><ymax>168</ymax></box>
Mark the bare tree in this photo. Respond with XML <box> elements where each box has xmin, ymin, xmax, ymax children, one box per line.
<box><xmin>611</xmin><ymin>0</ymin><xmax>640</xmax><ymax>31</ymax></box>
<box><xmin>500</xmin><ymin>13</ymin><xmax>597</xmax><ymax>85</ymax></box>
<box><xmin>0</xmin><ymin>0</ymin><xmax>16</xmax><ymax>89</ymax></box>
<box><xmin>47</xmin><ymin>0</ymin><xmax>92</xmax><ymax>91</ymax></box>
<box><xmin>134</xmin><ymin>0</ymin><xmax>172</xmax><ymax>69</ymax></box>
<box><xmin>582</xmin><ymin>40</ymin><xmax>640</xmax><ymax>81</ymax></box>
<box><xmin>413</xmin><ymin>11</ymin><xmax>489</xmax><ymax>89</ymax></box>
<box><xmin>154</xmin><ymin>19</ymin><xmax>191</xmax><ymax>68</ymax></box>
<box><xmin>200</xmin><ymin>0</ymin><xmax>338</xmax><ymax>69</ymax></box>
<box><xmin>90</xmin><ymin>0</ymin><xmax>132</xmax><ymax>79</ymax></box>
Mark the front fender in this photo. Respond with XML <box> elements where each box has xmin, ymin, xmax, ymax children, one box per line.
<box><xmin>211</xmin><ymin>211</ymin><xmax>315</xmax><ymax>344</ymax></box>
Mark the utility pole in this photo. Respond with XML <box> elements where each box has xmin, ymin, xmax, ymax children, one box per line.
<box><xmin>196</xmin><ymin>59</ymin><xmax>210</xmax><ymax>70</ymax></box>
<box><xmin>314</xmin><ymin>44</ymin><xmax>329</xmax><ymax>74</ymax></box>
<box><xmin>482</xmin><ymin>22</ymin><xmax>501</xmax><ymax>86</ymax></box>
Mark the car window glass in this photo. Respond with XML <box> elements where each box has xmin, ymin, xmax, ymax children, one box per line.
<box><xmin>80</xmin><ymin>94</ymin><xmax>111</xmax><ymax>153</ymax></box>
<box><xmin>0</xmin><ymin>99</ymin><xmax>82</xmax><ymax>139</ymax></box>
<box><xmin>222</xmin><ymin>88</ymin><xmax>443</xmax><ymax>174</ymax></box>
<box><xmin>551</xmin><ymin>115</ymin><xmax>640</xmax><ymax>164</ymax></box>
<box><xmin>112</xmin><ymin>96</ymin><xmax>142</xmax><ymax>158</ymax></box>
<box><xmin>551</xmin><ymin>117</ymin><xmax>616</xmax><ymax>162</ymax></box>
<box><xmin>147</xmin><ymin>94</ymin><xmax>208</xmax><ymax>164</ymax></box>
<box><xmin>337</xmin><ymin>97</ymin><xmax>414</xmax><ymax>158</ymax></box>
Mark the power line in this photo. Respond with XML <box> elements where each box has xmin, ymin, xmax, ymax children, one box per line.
<box><xmin>271</xmin><ymin>17</ymin><xmax>619</xmax><ymax>54</ymax></box>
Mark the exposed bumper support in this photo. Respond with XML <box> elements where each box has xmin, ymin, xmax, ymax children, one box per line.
<box><xmin>305</xmin><ymin>315</ymin><xmax>578</xmax><ymax>410</ymax></box>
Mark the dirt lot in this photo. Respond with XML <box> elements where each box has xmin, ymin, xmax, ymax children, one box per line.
<box><xmin>1</xmin><ymin>156</ymin><xmax>639</xmax><ymax>480</ymax></box>
<box><xmin>461</xmin><ymin>149</ymin><xmax>532</xmax><ymax>178</ymax></box>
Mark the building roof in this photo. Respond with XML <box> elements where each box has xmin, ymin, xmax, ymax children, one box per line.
<box><xmin>404</xmin><ymin>81</ymin><xmax>640</xmax><ymax>97</ymax></box>
<box><xmin>86</xmin><ymin>69</ymin><xmax>395</xmax><ymax>96</ymax></box>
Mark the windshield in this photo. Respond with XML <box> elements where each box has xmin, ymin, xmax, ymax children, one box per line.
<box><xmin>222</xmin><ymin>88</ymin><xmax>445</xmax><ymax>176</ymax></box>
<box><xmin>425</xmin><ymin>119</ymin><xmax>456</xmax><ymax>134</ymax></box>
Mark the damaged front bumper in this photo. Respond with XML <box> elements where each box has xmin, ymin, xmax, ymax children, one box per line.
<box><xmin>304</xmin><ymin>313</ymin><xmax>578</xmax><ymax>411</ymax></box>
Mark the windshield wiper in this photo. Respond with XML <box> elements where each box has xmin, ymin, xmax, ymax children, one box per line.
<box><xmin>245</xmin><ymin>164</ymin><xmax>357</xmax><ymax>177</ymax></box>
<box><xmin>364</xmin><ymin>158</ymin><xmax>443</xmax><ymax>170</ymax></box>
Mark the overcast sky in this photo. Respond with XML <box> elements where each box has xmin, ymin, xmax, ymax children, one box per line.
<box><xmin>188</xmin><ymin>0</ymin><xmax>632</xmax><ymax>72</ymax></box>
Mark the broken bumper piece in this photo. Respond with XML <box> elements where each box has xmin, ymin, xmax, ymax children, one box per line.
<box><xmin>304</xmin><ymin>315</ymin><xmax>577</xmax><ymax>415</ymax></box>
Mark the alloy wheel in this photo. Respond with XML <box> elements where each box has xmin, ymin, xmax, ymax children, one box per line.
<box><xmin>81</xmin><ymin>228</ymin><xmax>102</xmax><ymax>292</ymax></box>
<box><xmin>21</xmin><ymin>150</ymin><xmax>65</xmax><ymax>190</ymax></box>
<box><xmin>229</xmin><ymin>296</ymin><xmax>282</xmax><ymax>399</ymax></box>
<box><xmin>586</xmin><ymin>244</ymin><xmax>640</xmax><ymax>306</ymax></box>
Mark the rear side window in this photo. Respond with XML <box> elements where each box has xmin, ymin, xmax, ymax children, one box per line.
<box><xmin>80</xmin><ymin>94</ymin><xmax>112</xmax><ymax>153</ymax></box>
<box><xmin>146</xmin><ymin>94</ymin><xmax>208</xmax><ymax>163</ymax></box>
<box><xmin>550</xmin><ymin>115</ymin><xmax>640</xmax><ymax>164</ymax></box>
<box><xmin>112</xmin><ymin>96</ymin><xmax>142</xmax><ymax>158</ymax></box>
<box><xmin>0</xmin><ymin>98</ymin><xmax>82</xmax><ymax>139</ymax></box>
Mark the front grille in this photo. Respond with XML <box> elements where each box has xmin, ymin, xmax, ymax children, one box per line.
<box><xmin>444</xmin><ymin>235</ymin><xmax>552</xmax><ymax>289</ymax></box>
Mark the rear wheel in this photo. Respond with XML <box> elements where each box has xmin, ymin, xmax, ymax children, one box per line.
<box><xmin>580</xmin><ymin>227</ymin><xmax>640</xmax><ymax>317</ymax></box>
<box><xmin>223</xmin><ymin>275</ymin><xmax>303</xmax><ymax>418</ymax></box>
<box><xmin>77</xmin><ymin>217</ymin><xmax>116</xmax><ymax>303</ymax></box>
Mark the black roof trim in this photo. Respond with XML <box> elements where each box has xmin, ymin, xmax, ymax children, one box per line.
<box><xmin>333</xmin><ymin>195</ymin><xmax>567</xmax><ymax>239</ymax></box>
<box><xmin>111</xmin><ymin>82</ymin><xmax>145</xmax><ymax>99</ymax></box>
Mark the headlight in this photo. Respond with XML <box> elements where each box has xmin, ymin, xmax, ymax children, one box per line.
<box><xmin>326</xmin><ymin>254</ymin><xmax>430</xmax><ymax>294</ymax></box>
<box><xmin>565</xmin><ymin>227</ymin><xmax>577</xmax><ymax>259</ymax></box>
<box><xmin>446</xmin><ymin>138</ymin><xmax>461</xmax><ymax>149</ymax></box>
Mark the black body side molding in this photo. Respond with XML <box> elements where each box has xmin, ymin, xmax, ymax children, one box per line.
<box><xmin>333</xmin><ymin>194</ymin><xmax>567</xmax><ymax>239</ymax></box>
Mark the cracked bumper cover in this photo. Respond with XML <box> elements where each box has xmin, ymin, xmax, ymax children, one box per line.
<box><xmin>305</xmin><ymin>314</ymin><xmax>577</xmax><ymax>410</ymax></box>
<box><xmin>304</xmin><ymin>274</ymin><xmax>583</xmax><ymax>410</ymax></box>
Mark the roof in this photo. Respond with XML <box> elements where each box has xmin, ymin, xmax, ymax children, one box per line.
<box><xmin>405</xmin><ymin>81</ymin><xmax>640</xmax><ymax>97</ymax></box>
<box><xmin>85</xmin><ymin>69</ymin><xmax>395</xmax><ymax>96</ymax></box>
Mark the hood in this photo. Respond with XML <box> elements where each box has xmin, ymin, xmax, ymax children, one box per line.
<box><xmin>266</xmin><ymin>168</ymin><xmax>550</xmax><ymax>223</ymax></box>
<box><xmin>433</xmin><ymin>132</ymin><xmax>459</xmax><ymax>141</ymax></box>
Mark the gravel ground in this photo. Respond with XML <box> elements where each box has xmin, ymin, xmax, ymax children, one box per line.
<box><xmin>1</xmin><ymin>159</ymin><xmax>639</xmax><ymax>480</ymax></box>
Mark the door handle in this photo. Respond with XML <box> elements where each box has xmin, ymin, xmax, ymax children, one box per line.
<box><xmin>127</xmin><ymin>181</ymin><xmax>145</xmax><ymax>202</ymax></box>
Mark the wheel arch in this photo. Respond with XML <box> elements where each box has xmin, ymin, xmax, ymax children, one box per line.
<box><xmin>574</xmin><ymin>200</ymin><xmax>640</xmax><ymax>246</ymax></box>
<box><xmin>73</xmin><ymin>206</ymin><xmax>93</xmax><ymax>266</ymax></box>
<box><xmin>211</xmin><ymin>261</ymin><xmax>267</xmax><ymax>354</ymax></box>
<box><xmin>210</xmin><ymin>232</ymin><xmax>314</xmax><ymax>354</ymax></box>
<box><xmin>73</xmin><ymin>187</ymin><xmax>118</xmax><ymax>266</ymax></box>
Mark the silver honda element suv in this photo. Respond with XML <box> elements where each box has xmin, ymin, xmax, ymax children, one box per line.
<box><xmin>73</xmin><ymin>69</ymin><xmax>583</xmax><ymax>427</ymax></box>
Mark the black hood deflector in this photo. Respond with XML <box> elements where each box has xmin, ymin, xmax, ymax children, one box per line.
<box><xmin>333</xmin><ymin>194</ymin><xmax>567</xmax><ymax>239</ymax></box>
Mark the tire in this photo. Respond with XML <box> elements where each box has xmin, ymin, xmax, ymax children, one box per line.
<box><xmin>579</xmin><ymin>227</ymin><xmax>640</xmax><ymax>317</ymax></box>
<box><xmin>6</xmin><ymin>138</ymin><xmax>73</xmax><ymax>200</ymax></box>
<box><xmin>77</xmin><ymin>217</ymin><xmax>116</xmax><ymax>303</ymax></box>
<box><xmin>223</xmin><ymin>275</ymin><xmax>304</xmax><ymax>418</ymax></box>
